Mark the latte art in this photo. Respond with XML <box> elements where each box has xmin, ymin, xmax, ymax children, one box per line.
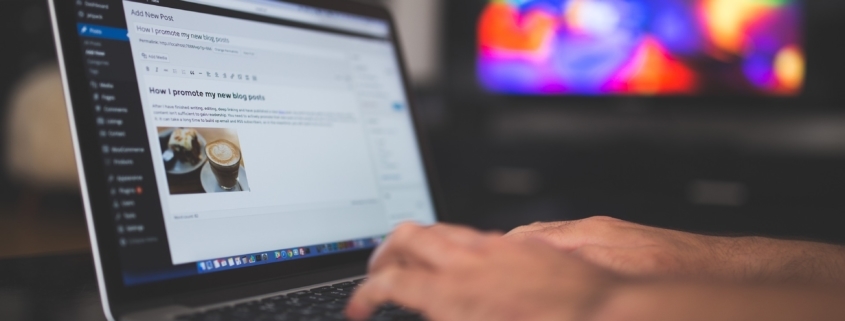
<box><xmin>206</xmin><ymin>140</ymin><xmax>241</xmax><ymax>167</ymax></box>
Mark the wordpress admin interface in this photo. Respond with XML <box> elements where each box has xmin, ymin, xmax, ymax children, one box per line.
<box><xmin>73</xmin><ymin>0</ymin><xmax>435</xmax><ymax>285</ymax></box>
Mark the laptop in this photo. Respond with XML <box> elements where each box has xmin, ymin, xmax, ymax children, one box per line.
<box><xmin>48</xmin><ymin>0</ymin><xmax>442</xmax><ymax>320</ymax></box>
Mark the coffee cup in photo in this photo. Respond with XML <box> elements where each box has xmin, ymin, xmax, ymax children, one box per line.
<box><xmin>206</xmin><ymin>140</ymin><xmax>241</xmax><ymax>190</ymax></box>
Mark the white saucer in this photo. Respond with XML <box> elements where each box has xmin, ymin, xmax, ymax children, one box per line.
<box><xmin>200</xmin><ymin>162</ymin><xmax>251</xmax><ymax>193</ymax></box>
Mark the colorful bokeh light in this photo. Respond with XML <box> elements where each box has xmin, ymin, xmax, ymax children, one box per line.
<box><xmin>478</xmin><ymin>0</ymin><xmax>804</xmax><ymax>96</ymax></box>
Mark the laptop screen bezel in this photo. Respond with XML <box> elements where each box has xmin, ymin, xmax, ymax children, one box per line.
<box><xmin>50</xmin><ymin>0</ymin><xmax>445</xmax><ymax>309</ymax></box>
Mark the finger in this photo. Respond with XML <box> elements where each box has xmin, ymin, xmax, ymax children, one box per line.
<box><xmin>369</xmin><ymin>223</ymin><xmax>470</xmax><ymax>273</ymax></box>
<box><xmin>345</xmin><ymin>266</ymin><xmax>437</xmax><ymax>321</ymax></box>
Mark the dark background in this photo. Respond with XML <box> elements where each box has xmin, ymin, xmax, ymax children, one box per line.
<box><xmin>0</xmin><ymin>0</ymin><xmax>59</xmax><ymax>193</ymax></box>
<box><xmin>431</xmin><ymin>0</ymin><xmax>845</xmax><ymax>243</ymax></box>
<box><xmin>1</xmin><ymin>0</ymin><xmax>845</xmax><ymax>318</ymax></box>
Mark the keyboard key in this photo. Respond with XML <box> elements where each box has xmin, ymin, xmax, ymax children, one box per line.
<box><xmin>279</xmin><ymin>298</ymin><xmax>311</xmax><ymax>308</ymax></box>
<box><xmin>301</xmin><ymin>294</ymin><xmax>334</xmax><ymax>304</ymax></box>
<box><xmin>318</xmin><ymin>302</ymin><xmax>347</xmax><ymax>312</ymax></box>
<box><xmin>331</xmin><ymin>281</ymin><xmax>355</xmax><ymax>288</ymax></box>
<box><xmin>261</xmin><ymin>294</ymin><xmax>287</xmax><ymax>302</ymax></box>
<box><xmin>310</xmin><ymin>286</ymin><xmax>335</xmax><ymax>293</ymax></box>
<box><xmin>322</xmin><ymin>311</ymin><xmax>348</xmax><ymax>320</ymax></box>
<box><xmin>325</xmin><ymin>290</ymin><xmax>351</xmax><ymax>299</ymax></box>
<box><xmin>296</xmin><ymin>307</ymin><xmax>323</xmax><ymax>317</ymax></box>
<box><xmin>257</xmin><ymin>302</ymin><xmax>287</xmax><ymax>313</ymax></box>
<box><xmin>265</xmin><ymin>312</ymin><xmax>301</xmax><ymax>321</ymax></box>
<box><xmin>334</xmin><ymin>278</ymin><xmax>366</xmax><ymax>288</ymax></box>
<box><xmin>288</xmin><ymin>290</ymin><xmax>312</xmax><ymax>297</ymax></box>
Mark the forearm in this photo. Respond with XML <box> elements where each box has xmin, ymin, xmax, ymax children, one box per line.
<box><xmin>592</xmin><ymin>281</ymin><xmax>845</xmax><ymax>321</ymax></box>
<box><xmin>710</xmin><ymin>236</ymin><xmax>845</xmax><ymax>284</ymax></box>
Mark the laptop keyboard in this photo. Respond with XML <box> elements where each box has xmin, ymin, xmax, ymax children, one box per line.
<box><xmin>177</xmin><ymin>278</ymin><xmax>425</xmax><ymax>321</ymax></box>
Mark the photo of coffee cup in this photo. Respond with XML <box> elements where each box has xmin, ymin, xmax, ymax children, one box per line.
<box><xmin>206</xmin><ymin>139</ymin><xmax>242</xmax><ymax>190</ymax></box>
<box><xmin>159</xmin><ymin>127</ymin><xmax>250</xmax><ymax>195</ymax></box>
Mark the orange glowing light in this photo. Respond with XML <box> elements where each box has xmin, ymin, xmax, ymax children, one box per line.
<box><xmin>610</xmin><ymin>37</ymin><xmax>697</xmax><ymax>95</ymax></box>
<box><xmin>565</xmin><ymin>0</ymin><xmax>588</xmax><ymax>33</ymax></box>
<box><xmin>774</xmin><ymin>45</ymin><xmax>805</xmax><ymax>94</ymax></box>
<box><xmin>479</xmin><ymin>3</ymin><xmax>557</xmax><ymax>52</ymax></box>
<box><xmin>701</xmin><ymin>0</ymin><xmax>780</xmax><ymax>54</ymax></box>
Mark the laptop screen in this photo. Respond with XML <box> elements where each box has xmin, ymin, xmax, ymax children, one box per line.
<box><xmin>70</xmin><ymin>0</ymin><xmax>436</xmax><ymax>286</ymax></box>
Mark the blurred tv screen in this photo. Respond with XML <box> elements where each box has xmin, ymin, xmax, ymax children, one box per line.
<box><xmin>477</xmin><ymin>0</ymin><xmax>804</xmax><ymax>96</ymax></box>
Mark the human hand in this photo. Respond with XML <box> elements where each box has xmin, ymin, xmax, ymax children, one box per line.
<box><xmin>506</xmin><ymin>216</ymin><xmax>845</xmax><ymax>284</ymax></box>
<box><xmin>345</xmin><ymin>223</ymin><xmax>622</xmax><ymax>321</ymax></box>
<box><xmin>506</xmin><ymin>216</ymin><xmax>720</xmax><ymax>280</ymax></box>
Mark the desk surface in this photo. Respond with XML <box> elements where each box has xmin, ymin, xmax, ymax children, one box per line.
<box><xmin>0</xmin><ymin>252</ymin><xmax>107</xmax><ymax>321</ymax></box>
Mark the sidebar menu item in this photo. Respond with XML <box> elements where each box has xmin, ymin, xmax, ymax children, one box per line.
<box><xmin>75</xmin><ymin>0</ymin><xmax>176</xmax><ymax>276</ymax></box>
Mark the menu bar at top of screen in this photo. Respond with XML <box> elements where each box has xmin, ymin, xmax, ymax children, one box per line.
<box><xmin>183</xmin><ymin>0</ymin><xmax>390</xmax><ymax>37</ymax></box>
<box><xmin>126</xmin><ymin>0</ymin><xmax>390</xmax><ymax>38</ymax></box>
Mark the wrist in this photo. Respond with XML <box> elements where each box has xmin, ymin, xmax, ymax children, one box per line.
<box><xmin>701</xmin><ymin>236</ymin><xmax>767</xmax><ymax>281</ymax></box>
<box><xmin>707</xmin><ymin>236</ymin><xmax>845</xmax><ymax>284</ymax></box>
